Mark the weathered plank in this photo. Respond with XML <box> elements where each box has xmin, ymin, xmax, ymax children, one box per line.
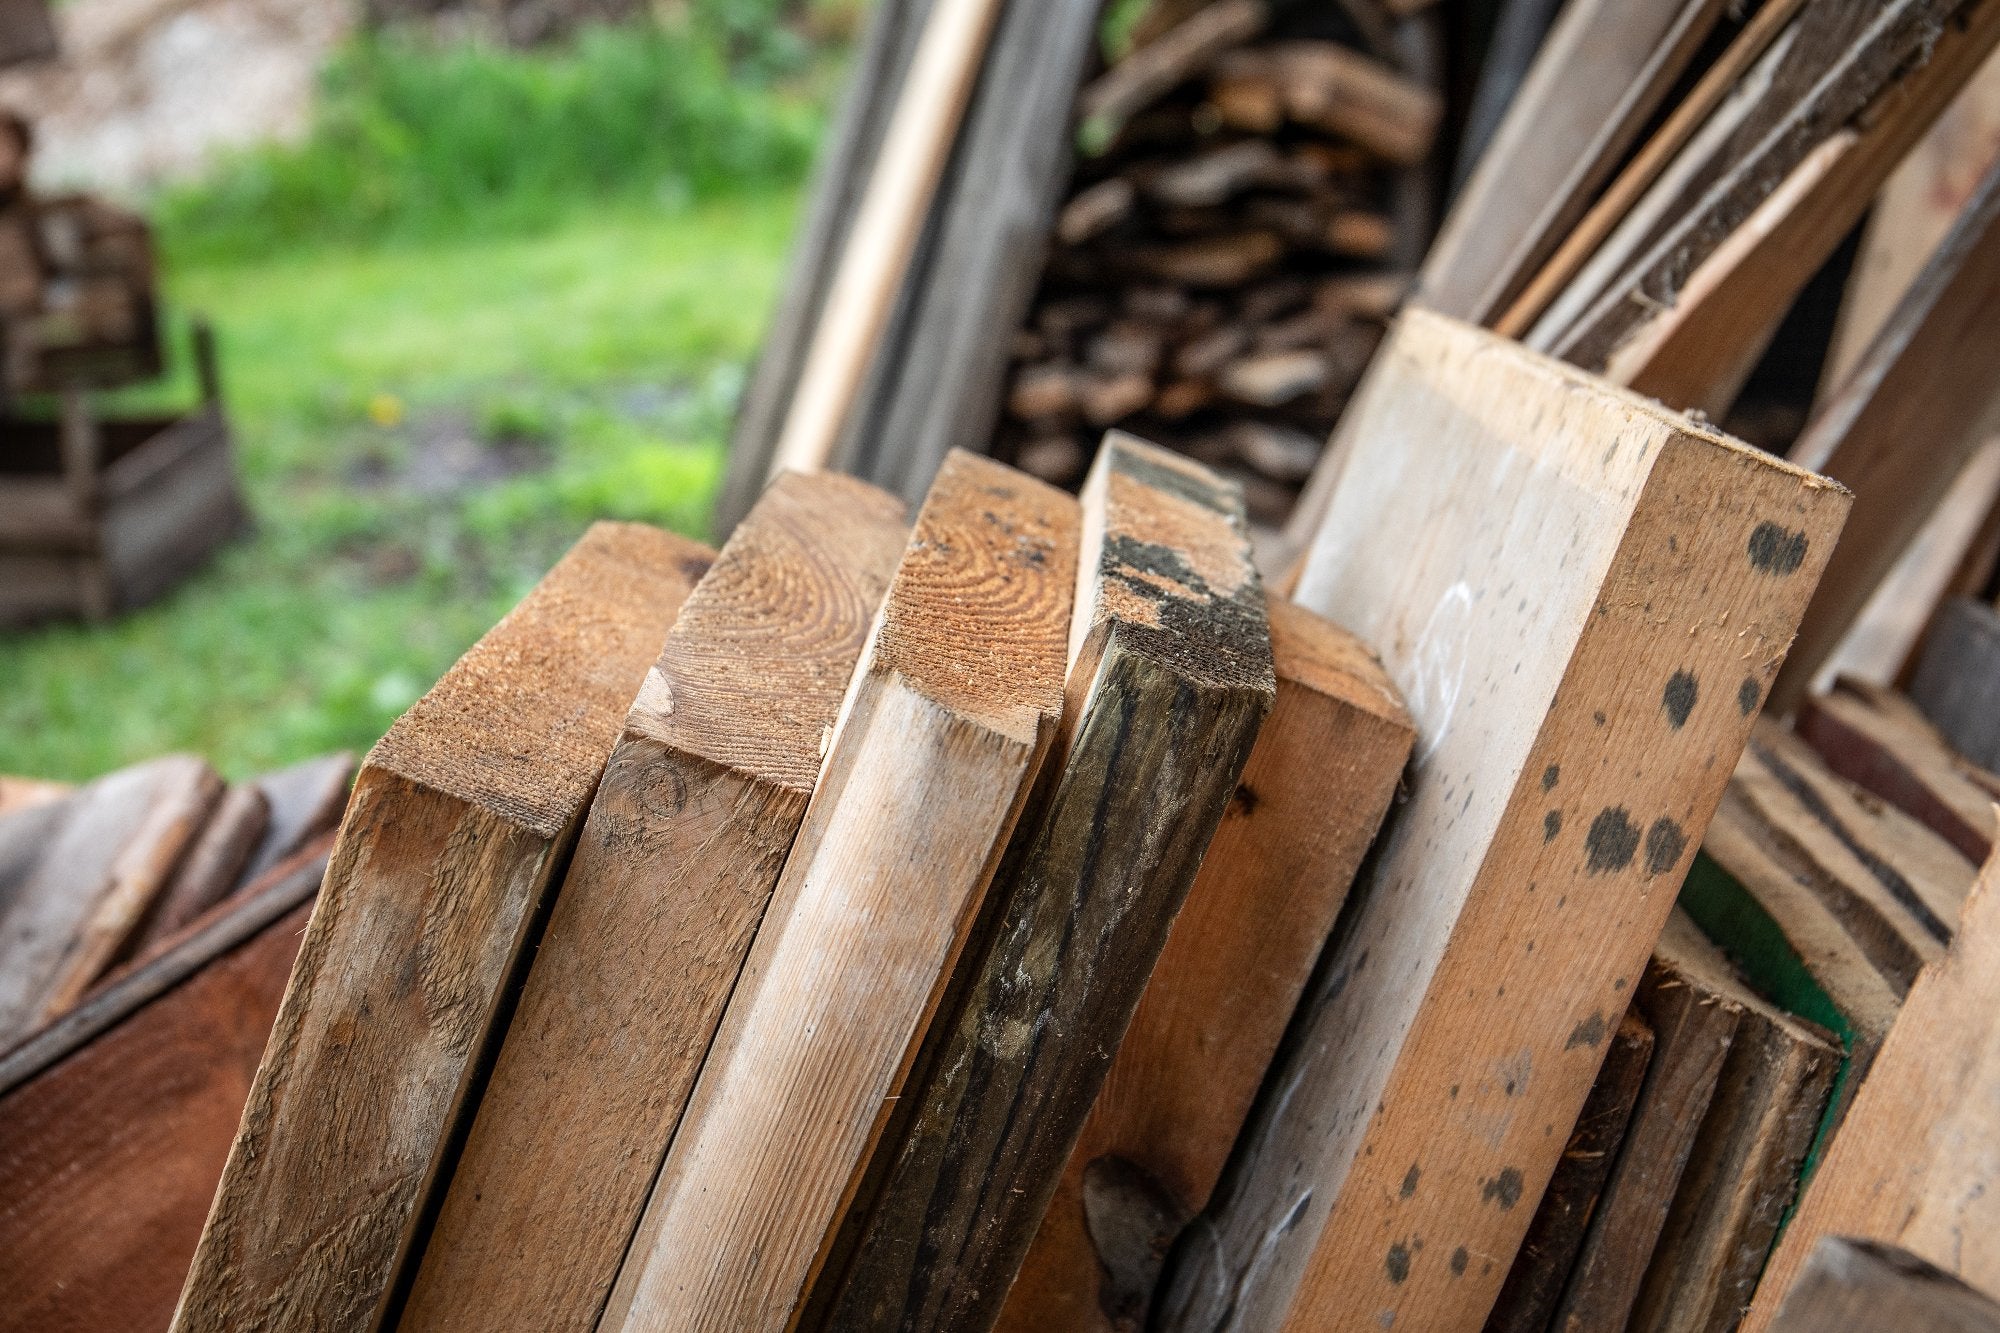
<box><xmin>1484</xmin><ymin>1010</ymin><xmax>1655</xmax><ymax>1333</ymax></box>
<box><xmin>1770</xmin><ymin>142</ymin><xmax>2000</xmax><ymax>710</ymax></box>
<box><xmin>1158</xmin><ymin>308</ymin><xmax>1849</xmax><ymax>1333</ymax></box>
<box><xmin>237</xmin><ymin>751</ymin><xmax>355</xmax><ymax>889</ymax></box>
<box><xmin>817</xmin><ymin>434</ymin><xmax>1276</xmax><ymax>1332</ymax></box>
<box><xmin>1742</xmin><ymin>848</ymin><xmax>2000</xmax><ymax>1329</ymax></box>
<box><xmin>131</xmin><ymin>783</ymin><xmax>270</xmax><ymax>956</ymax></box>
<box><xmin>0</xmin><ymin>845</ymin><xmax>326</xmax><ymax>1333</ymax></box>
<box><xmin>1629</xmin><ymin>911</ymin><xmax>1842</xmax><ymax>1333</ymax></box>
<box><xmin>0</xmin><ymin>754</ymin><xmax>223</xmax><ymax>1047</ymax></box>
<box><xmin>1550</xmin><ymin>924</ymin><xmax>1745</xmax><ymax>1333</ymax></box>
<box><xmin>598</xmin><ymin>451</ymin><xmax>1076</xmax><ymax>1333</ymax></box>
<box><xmin>995</xmin><ymin>597</ymin><xmax>1412</xmax><ymax>1333</ymax></box>
<box><xmin>400</xmin><ymin>472</ymin><xmax>906</xmax><ymax>1333</ymax></box>
<box><xmin>1767</xmin><ymin>1237</ymin><xmax>2000</xmax><ymax>1332</ymax></box>
<box><xmin>169</xmin><ymin>521</ymin><xmax>713</xmax><ymax>1333</ymax></box>
<box><xmin>1910</xmin><ymin>597</ymin><xmax>2000</xmax><ymax>774</ymax></box>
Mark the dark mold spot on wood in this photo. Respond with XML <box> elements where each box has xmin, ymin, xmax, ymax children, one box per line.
<box><xmin>1565</xmin><ymin>1012</ymin><xmax>1607</xmax><ymax>1050</ymax></box>
<box><xmin>1593</xmin><ymin>710</ymin><xmax>1607</xmax><ymax>726</ymax></box>
<box><xmin>1645</xmin><ymin>818</ymin><xmax>1687</xmax><ymax>877</ymax></box>
<box><xmin>1386</xmin><ymin>1242</ymin><xmax>1412</xmax><ymax>1284</ymax></box>
<box><xmin>1450</xmin><ymin>1247</ymin><xmax>1469</xmax><ymax>1276</ymax></box>
<box><xmin>1747</xmin><ymin>521</ymin><xmax>1808</xmax><ymax>575</ymax></box>
<box><xmin>1401</xmin><ymin>1164</ymin><xmax>1421</xmax><ymax>1199</ymax></box>
<box><xmin>1662</xmin><ymin>670</ymin><xmax>1698</xmax><ymax>728</ymax></box>
<box><xmin>1543</xmin><ymin>809</ymin><xmax>1562</xmax><ymax>843</ymax></box>
<box><xmin>1738</xmin><ymin>676</ymin><xmax>1761</xmax><ymax>716</ymax></box>
<box><xmin>1481</xmin><ymin>1168</ymin><xmax>1524</xmax><ymax>1210</ymax></box>
<box><xmin>1232</xmin><ymin>783</ymin><xmax>1259</xmax><ymax>817</ymax></box>
<box><xmin>1585</xmin><ymin>807</ymin><xmax>1639</xmax><ymax>873</ymax></box>
<box><xmin>1542</xmin><ymin>764</ymin><xmax>1560</xmax><ymax>792</ymax></box>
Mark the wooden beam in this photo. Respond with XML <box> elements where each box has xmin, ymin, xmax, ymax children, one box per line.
<box><xmin>1156</xmin><ymin>309</ymin><xmax>1849</xmax><ymax>1333</ymax></box>
<box><xmin>1768</xmin><ymin>1237</ymin><xmax>2000</xmax><ymax>1332</ymax></box>
<box><xmin>400</xmin><ymin>472</ymin><xmax>906</xmax><ymax>1333</ymax></box>
<box><xmin>816</xmin><ymin>434</ymin><xmax>1276</xmax><ymax>1332</ymax></box>
<box><xmin>1742</xmin><ymin>849</ymin><xmax>2000</xmax><ymax>1329</ymax></box>
<box><xmin>1910</xmin><ymin>598</ymin><xmax>2000</xmax><ymax>773</ymax></box>
<box><xmin>1419</xmin><ymin>0</ymin><xmax>1726</xmax><ymax>323</ymax></box>
<box><xmin>598</xmin><ymin>451</ymin><xmax>1075</xmax><ymax>1333</ymax></box>
<box><xmin>995</xmin><ymin>598</ymin><xmax>1412</xmax><ymax>1333</ymax></box>
<box><xmin>169</xmin><ymin>521</ymin><xmax>713</xmax><ymax>1333</ymax></box>
<box><xmin>1550</xmin><ymin>921</ymin><xmax>1746</xmax><ymax>1333</ymax></box>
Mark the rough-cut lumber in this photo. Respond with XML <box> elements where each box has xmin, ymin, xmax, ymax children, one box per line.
<box><xmin>1767</xmin><ymin>1237</ymin><xmax>2000</xmax><ymax>1332</ymax></box>
<box><xmin>1629</xmin><ymin>912</ymin><xmax>1842</xmax><ymax>1333</ymax></box>
<box><xmin>401</xmin><ymin>473</ymin><xmax>906</xmax><ymax>1333</ymax></box>
<box><xmin>169</xmin><ymin>521</ymin><xmax>713</xmax><ymax>1333</ymax></box>
<box><xmin>819</xmin><ymin>435</ymin><xmax>1276</xmax><ymax>1331</ymax></box>
<box><xmin>0</xmin><ymin>844</ymin><xmax>325</xmax><ymax>1333</ymax></box>
<box><xmin>997</xmin><ymin>598</ymin><xmax>1412</xmax><ymax>1333</ymax></box>
<box><xmin>131</xmin><ymin>783</ymin><xmax>270</xmax><ymax>956</ymax></box>
<box><xmin>1078</xmin><ymin>0</ymin><xmax>1268</xmax><ymax>130</ymax></box>
<box><xmin>598</xmin><ymin>452</ymin><xmax>1076</xmax><ymax>1333</ymax></box>
<box><xmin>1797</xmin><ymin>678</ymin><xmax>1999</xmax><ymax>863</ymax></box>
<box><xmin>1911</xmin><ymin>597</ymin><xmax>2000</xmax><ymax>774</ymax></box>
<box><xmin>1485</xmin><ymin>1011</ymin><xmax>1655</xmax><ymax>1333</ymax></box>
<box><xmin>0</xmin><ymin>754</ymin><xmax>222</xmax><ymax>1047</ymax></box>
<box><xmin>238</xmin><ymin>751</ymin><xmax>354</xmax><ymax>888</ymax></box>
<box><xmin>1742</xmin><ymin>849</ymin><xmax>2000</xmax><ymax>1330</ymax></box>
<box><xmin>1420</xmin><ymin>0</ymin><xmax>1725</xmax><ymax>323</ymax></box>
<box><xmin>1550</xmin><ymin>924</ymin><xmax>1745</xmax><ymax>1333</ymax></box>
<box><xmin>765</xmin><ymin>0</ymin><xmax>1008</xmax><ymax>481</ymax></box>
<box><xmin>1158</xmin><ymin>309</ymin><xmax>1849</xmax><ymax>1333</ymax></box>
<box><xmin>1764</xmin><ymin>145</ymin><xmax>2000</xmax><ymax>710</ymax></box>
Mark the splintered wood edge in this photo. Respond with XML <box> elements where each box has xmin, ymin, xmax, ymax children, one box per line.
<box><xmin>1074</xmin><ymin>431</ymin><xmax>1275</xmax><ymax>699</ymax></box>
<box><xmin>1654</xmin><ymin>910</ymin><xmax>1831</xmax><ymax>1048</ymax></box>
<box><xmin>626</xmin><ymin>472</ymin><xmax>908</xmax><ymax>794</ymax></box>
<box><xmin>366</xmin><ymin>521</ymin><xmax>715</xmax><ymax>839</ymax></box>
<box><xmin>870</xmin><ymin>449</ymin><xmax>1078</xmax><ymax>742</ymax></box>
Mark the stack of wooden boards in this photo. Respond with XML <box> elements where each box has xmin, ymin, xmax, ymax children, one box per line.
<box><xmin>714</xmin><ymin>0</ymin><xmax>1443</xmax><ymax>532</ymax></box>
<box><xmin>0</xmin><ymin>110</ymin><xmax>246</xmax><ymax>625</ymax></box>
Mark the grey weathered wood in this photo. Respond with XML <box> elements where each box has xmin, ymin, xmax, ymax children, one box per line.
<box><xmin>816</xmin><ymin>433</ymin><xmax>1274</xmax><ymax>1332</ymax></box>
<box><xmin>1910</xmin><ymin>597</ymin><xmax>2000</xmax><ymax>773</ymax></box>
<box><xmin>1768</xmin><ymin>1238</ymin><xmax>2000</xmax><ymax>1332</ymax></box>
<box><xmin>1453</xmin><ymin>0</ymin><xmax>1565</xmax><ymax>192</ymax></box>
<box><xmin>237</xmin><ymin>752</ymin><xmax>355</xmax><ymax>889</ymax></box>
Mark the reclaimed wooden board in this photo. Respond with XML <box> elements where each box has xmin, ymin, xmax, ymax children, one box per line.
<box><xmin>169</xmin><ymin>521</ymin><xmax>713</xmax><ymax>1333</ymax></box>
<box><xmin>1742</xmin><ymin>849</ymin><xmax>2000</xmax><ymax>1329</ymax></box>
<box><xmin>1629</xmin><ymin>911</ymin><xmax>1842</xmax><ymax>1333</ymax></box>
<box><xmin>0</xmin><ymin>845</ymin><xmax>326</xmax><ymax>1333</ymax></box>
<box><xmin>1910</xmin><ymin>597</ymin><xmax>2000</xmax><ymax>774</ymax></box>
<box><xmin>1157</xmin><ymin>309</ymin><xmax>1849</xmax><ymax>1333</ymax></box>
<box><xmin>1484</xmin><ymin>1010</ymin><xmax>1655</xmax><ymax>1333</ymax></box>
<box><xmin>1550</xmin><ymin>920</ymin><xmax>1745</xmax><ymax>1333</ymax></box>
<box><xmin>1767</xmin><ymin>1237</ymin><xmax>2000</xmax><ymax>1332</ymax></box>
<box><xmin>0</xmin><ymin>753</ymin><xmax>222</xmax><ymax>1047</ymax></box>
<box><xmin>995</xmin><ymin>598</ymin><xmax>1412</xmax><ymax>1333</ymax></box>
<box><xmin>130</xmin><ymin>783</ymin><xmax>270</xmax><ymax>957</ymax></box>
<box><xmin>598</xmin><ymin>451</ymin><xmax>1076</xmax><ymax>1333</ymax></box>
<box><xmin>400</xmin><ymin>472</ymin><xmax>906</xmax><ymax>1333</ymax></box>
<box><xmin>816</xmin><ymin>434</ymin><xmax>1276</xmax><ymax>1332</ymax></box>
<box><xmin>1771</xmin><ymin>142</ymin><xmax>2000</xmax><ymax>711</ymax></box>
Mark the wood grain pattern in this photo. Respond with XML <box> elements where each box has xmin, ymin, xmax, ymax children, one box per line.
<box><xmin>1484</xmin><ymin>1010</ymin><xmax>1655</xmax><ymax>1333</ymax></box>
<box><xmin>169</xmin><ymin>521</ymin><xmax>712</xmax><ymax>1333</ymax></box>
<box><xmin>1550</xmin><ymin>922</ymin><xmax>1745</xmax><ymax>1333</ymax></box>
<box><xmin>996</xmin><ymin>597</ymin><xmax>1412</xmax><ymax>1333</ymax></box>
<box><xmin>1158</xmin><ymin>309</ymin><xmax>1849</xmax><ymax>1333</ymax></box>
<box><xmin>400</xmin><ymin>472</ymin><xmax>906</xmax><ymax>1333</ymax></box>
<box><xmin>1742</xmin><ymin>848</ymin><xmax>2000</xmax><ymax>1330</ymax></box>
<box><xmin>0</xmin><ymin>754</ymin><xmax>223</xmax><ymax>1048</ymax></box>
<box><xmin>1629</xmin><ymin>911</ymin><xmax>1842</xmax><ymax>1333</ymax></box>
<box><xmin>0</xmin><ymin>847</ymin><xmax>326</xmax><ymax>1333</ymax></box>
<box><xmin>1767</xmin><ymin>1237</ymin><xmax>2000</xmax><ymax>1331</ymax></box>
<box><xmin>1911</xmin><ymin>597</ymin><xmax>2000</xmax><ymax>774</ymax></box>
<box><xmin>817</xmin><ymin>434</ymin><xmax>1276</xmax><ymax>1332</ymax></box>
<box><xmin>598</xmin><ymin>451</ymin><xmax>1076</xmax><ymax>1333</ymax></box>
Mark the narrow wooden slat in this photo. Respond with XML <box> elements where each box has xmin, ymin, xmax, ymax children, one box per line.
<box><xmin>1743</xmin><ymin>849</ymin><xmax>2000</xmax><ymax>1329</ymax></box>
<box><xmin>132</xmin><ymin>783</ymin><xmax>271</xmax><ymax>954</ymax></box>
<box><xmin>400</xmin><ymin>472</ymin><xmax>906</xmax><ymax>1333</ymax></box>
<box><xmin>996</xmin><ymin>598</ymin><xmax>1412</xmax><ymax>1333</ymax></box>
<box><xmin>1910</xmin><ymin>598</ymin><xmax>2000</xmax><ymax>774</ymax></box>
<box><xmin>1768</xmin><ymin>1237</ymin><xmax>2000</xmax><ymax>1331</ymax></box>
<box><xmin>598</xmin><ymin>452</ymin><xmax>1076</xmax><ymax>1333</ymax></box>
<box><xmin>1157</xmin><ymin>309</ymin><xmax>1849</xmax><ymax>1333</ymax></box>
<box><xmin>817</xmin><ymin>434</ymin><xmax>1276</xmax><ymax>1331</ymax></box>
<box><xmin>169</xmin><ymin>521</ymin><xmax>713</xmax><ymax>1333</ymax></box>
<box><xmin>1550</xmin><ymin>930</ymin><xmax>1745</xmax><ymax>1332</ymax></box>
<box><xmin>237</xmin><ymin>751</ymin><xmax>355</xmax><ymax>889</ymax></box>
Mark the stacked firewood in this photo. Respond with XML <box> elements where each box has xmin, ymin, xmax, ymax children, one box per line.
<box><xmin>0</xmin><ymin>112</ymin><xmax>161</xmax><ymax>397</ymax></box>
<box><xmin>994</xmin><ymin>4</ymin><xmax>1439</xmax><ymax>526</ymax></box>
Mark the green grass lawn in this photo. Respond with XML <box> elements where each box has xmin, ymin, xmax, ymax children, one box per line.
<box><xmin>0</xmin><ymin>192</ymin><xmax>798</xmax><ymax>781</ymax></box>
